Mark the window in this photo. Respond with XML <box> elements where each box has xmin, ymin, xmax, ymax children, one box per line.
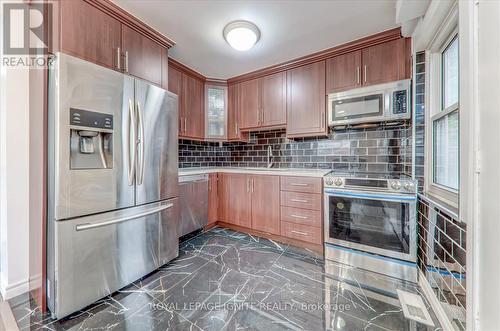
<box><xmin>205</xmin><ymin>85</ymin><xmax>227</xmax><ymax>139</ymax></box>
<box><xmin>426</xmin><ymin>29</ymin><xmax>459</xmax><ymax>207</ymax></box>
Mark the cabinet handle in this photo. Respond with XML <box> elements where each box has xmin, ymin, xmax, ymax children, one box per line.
<box><xmin>184</xmin><ymin>118</ymin><xmax>187</xmax><ymax>132</ymax></box>
<box><xmin>290</xmin><ymin>183</ymin><xmax>308</xmax><ymax>187</ymax></box>
<box><xmin>291</xmin><ymin>230</ymin><xmax>308</xmax><ymax>236</ymax></box>
<box><xmin>291</xmin><ymin>199</ymin><xmax>308</xmax><ymax>203</ymax></box>
<box><xmin>246</xmin><ymin>178</ymin><xmax>250</xmax><ymax>193</ymax></box>
<box><xmin>125</xmin><ymin>51</ymin><xmax>129</xmax><ymax>73</ymax></box>
<box><xmin>252</xmin><ymin>178</ymin><xmax>255</xmax><ymax>193</ymax></box>
<box><xmin>290</xmin><ymin>214</ymin><xmax>308</xmax><ymax>219</ymax></box>
<box><xmin>235</xmin><ymin>122</ymin><xmax>238</xmax><ymax>135</ymax></box>
<box><xmin>116</xmin><ymin>47</ymin><xmax>121</xmax><ymax>70</ymax></box>
<box><xmin>356</xmin><ymin>66</ymin><xmax>360</xmax><ymax>84</ymax></box>
<box><xmin>261</xmin><ymin>109</ymin><xmax>264</xmax><ymax>124</ymax></box>
<box><xmin>364</xmin><ymin>65</ymin><xmax>367</xmax><ymax>83</ymax></box>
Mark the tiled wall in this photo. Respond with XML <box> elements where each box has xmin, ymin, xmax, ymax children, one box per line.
<box><xmin>417</xmin><ymin>197</ymin><xmax>466</xmax><ymax>330</ymax></box>
<box><xmin>414</xmin><ymin>51</ymin><xmax>467</xmax><ymax>331</ymax></box>
<box><xmin>415</xmin><ymin>52</ymin><xmax>426</xmax><ymax>192</ymax></box>
<box><xmin>180</xmin><ymin>123</ymin><xmax>412</xmax><ymax>175</ymax></box>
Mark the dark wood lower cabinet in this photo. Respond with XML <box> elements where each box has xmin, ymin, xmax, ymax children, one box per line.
<box><xmin>208</xmin><ymin>173</ymin><xmax>218</xmax><ymax>225</ymax></box>
<box><xmin>251</xmin><ymin>175</ymin><xmax>280</xmax><ymax>235</ymax></box>
<box><xmin>213</xmin><ymin>173</ymin><xmax>322</xmax><ymax>252</ymax></box>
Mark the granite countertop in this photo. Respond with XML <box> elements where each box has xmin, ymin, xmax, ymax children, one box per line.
<box><xmin>178</xmin><ymin>167</ymin><xmax>330</xmax><ymax>178</ymax></box>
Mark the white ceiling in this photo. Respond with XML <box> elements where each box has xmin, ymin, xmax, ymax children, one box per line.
<box><xmin>112</xmin><ymin>0</ymin><xmax>399</xmax><ymax>79</ymax></box>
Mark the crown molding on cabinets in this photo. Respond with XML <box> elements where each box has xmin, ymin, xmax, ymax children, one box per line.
<box><xmin>227</xmin><ymin>27</ymin><xmax>402</xmax><ymax>84</ymax></box>
<box><xmin>83</xmin><ymin>0</ymin><xmax>175</xmax><ymax>49</ymax></box>
<box><xmin>168</xmin><ymin>58</ymin><xmax>206</xmax><ymax>81</ymax></box>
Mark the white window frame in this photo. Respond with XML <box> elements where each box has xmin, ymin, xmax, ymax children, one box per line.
<box><xmin>424</xmin><ymin>5</ymin><xmax>459</xmax><ymax>208</ymax></box>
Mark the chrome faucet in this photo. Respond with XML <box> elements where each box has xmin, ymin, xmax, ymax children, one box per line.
<box><xmin>267</xmin><ymin>145</ymin><xmax>274</xmax><ymax>168</ymax></box>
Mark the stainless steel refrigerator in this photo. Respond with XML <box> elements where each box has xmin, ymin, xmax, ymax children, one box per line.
<box><xmin>47</xmin><ymin>53</ymin><xmax>179</xmax><ymax>318</ymax></box>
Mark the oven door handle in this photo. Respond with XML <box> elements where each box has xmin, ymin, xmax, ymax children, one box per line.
<box><xmin>324</xmin><ymin>189</ymin><xmax>416</xmax><ymax>202</ymax></box>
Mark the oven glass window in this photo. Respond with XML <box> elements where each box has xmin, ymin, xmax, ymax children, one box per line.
<box><xmin>332</xmin><ymin>94</ymin><xmax>383</xmax><ymax>121</ymax></box>
<box><xmin>328</xmin><ymin>196</ymin><xmax>410</xmax><ymax>254</ymax></box>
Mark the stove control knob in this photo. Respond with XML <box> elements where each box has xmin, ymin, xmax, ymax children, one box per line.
<box><xmin>391</xmin><ymin>181</ymin><xmax>401</xmax><ymax>190</ymax></box>
<box><xmin>334</xmin><ymin>178</ymin><xmax>343</xmax><ymax>186</ymax></box>
<box><xmin>325</xmin><ymin>178</ymin><xmax>334</xmax><ymax>186</ymax></box>
<box><xmin>404</xmin><ymin>182</ymin><xmax>415</xmax><ymax>192</ymax></box>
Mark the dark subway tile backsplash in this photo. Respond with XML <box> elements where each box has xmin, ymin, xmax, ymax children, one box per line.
<box><xmin>179</xmin><ymin>122</ymin><xmax>412</xmax><ymax>175</ymax></box>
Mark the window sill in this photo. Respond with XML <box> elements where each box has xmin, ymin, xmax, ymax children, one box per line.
<box><xmin>418</xmin><ymin>192</ymin><xmax>459</xmax><ymax>219</ymax></box>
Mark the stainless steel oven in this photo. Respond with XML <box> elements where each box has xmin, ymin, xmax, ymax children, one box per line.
<box><xmin>323</xmin><ymin>173</ymin><xmax>417</xmax><ymax>281</ymax></box>
<box><xmin>324</xmin><ymin>189</ymin><xmax>417</xmax><ymax>261</ymax></box>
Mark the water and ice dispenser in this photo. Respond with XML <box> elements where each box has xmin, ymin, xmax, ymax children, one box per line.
<box><xmin>69</xmin><ymin>108</ymin><xmax>113</xmax><ymax>169</ymax></box>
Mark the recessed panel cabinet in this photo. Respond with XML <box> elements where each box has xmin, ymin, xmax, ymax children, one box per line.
<box><xmin>326</xmin><ymin>51</ymin><xmax>361</xmax><ymax>93</ymax></box>
<box><xmin>239</xmin><ymin>72</ymin><xmax>286</xmax><ymax>130</ymax></box>
<box><xmin>218</xmin><ymin>173</ymin><xmax>280</xmax><ymax>235</ymax></box>
<box><xmin>326</xmin><ymin>38</ymin><xmax>410</xmax><ymax>93</ymax></box>
<box><xmin>59</xmin><ymin>0</ymin><xmax>121</xmax><ymax>70</ymax></box>
<box><xmin>57</xmin><ymin>0</ymin><xmax>169</xmax><ymax>86</ymax></box>
<box><xmin>121</xmin><ymin>25</ymin><xmax>163</xmax><ymax>86</ymax></box>
<box><xmin>227</xmin><ymin>84</ymin><xmax>249</xmax><ymax>142</ymax></box>
<box><xmin>286</xmin><ymin>61</ymin><xmax>327</xmax><ymax>138</ymax></box>
<box><xmin>182</xmin><ymin>74</ymin><xmax>205</xmax><ymax>139</ymax></box>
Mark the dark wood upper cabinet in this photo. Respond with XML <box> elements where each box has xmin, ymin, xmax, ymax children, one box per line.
<box><xmin>181</xmin><ymin>73</ymin><xmax>204</xmax><ymax>139</ymax></box>
<box><xmin>286</xmin><ymin>61</ymin><xmax>327</xmax><ymax>138</ymax></box>
<box><xmin>251</xmin><ymin>175</ymin><xmax>280</xmax><ymax>235</ymax></box>
<box><xmin>122</xmin><ymin>25</ymin><xmax>162</xmax><ymax>86</ymax></box>
<box><xmin>239</xmin><ymin>78</ymin><xmax>260</xmax><ymax>129</ymax></box>
<box><xmin>227</xmin><ymin>84</ymin><xmax>249</xmax><ymax>142</ymax></box>
<box><xmin>326</xmin><ymin>50</ymin><xmax>361</xmax><ymax>93</ymax></box>
<box><xmin>161</xmin><ymin>48</ymin><xmax>169</xmax><ymax>90</ymax></box>
<box><xmin>168</xmin><ymin>66</ymin><xmax>184</xmax><ymax>136</ymax></box>
<box><xmin>362</xmin><ymin>38</ymin><xmax>408</xmax><ymax>86</ymax></box>
<box><xmin>59</xmin><ymin>0</ymin><xmax>121</xmax><ymax>70</ymax></box>
<box><xmin>260</xmin><ymin>71</ymin><xmax>286</xmax><ymax>127</ymax></box>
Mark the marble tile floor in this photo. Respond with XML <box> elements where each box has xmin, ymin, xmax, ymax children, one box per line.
<box><xmin>9</xmin><ymin>227</ymin><xmax>442</xmax><ymax>330</ymax></box>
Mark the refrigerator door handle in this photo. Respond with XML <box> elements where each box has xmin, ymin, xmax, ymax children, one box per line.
<box><xmin>75</xmin><ymin>203</ymin><xmax>173</xmax><ymax>231</ymax></box>
<box><xmin>136</xmin><ymin>101</ymin><xmax>145</xmax><ymax>185</ymax></box>
<box><xmin>127</xmin><ymin>99</ymin><xmax>136</xmax><ymax>186</ymax></box>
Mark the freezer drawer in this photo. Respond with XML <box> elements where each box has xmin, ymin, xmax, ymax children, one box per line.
<box><xmin>179</xmin><ymin>175</ymin><xmax>208</xmax><ymax>237</ymax></box>
<box><xmin>48</xmin><ymin>199</ymin><xmax>179</xmax><ymax>318</ymax></box>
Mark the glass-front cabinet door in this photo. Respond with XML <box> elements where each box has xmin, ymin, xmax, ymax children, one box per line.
<box><xmin>205</xmin><ymin>85</ymin><xmax>227</xmax><ymax>140</ymax></box>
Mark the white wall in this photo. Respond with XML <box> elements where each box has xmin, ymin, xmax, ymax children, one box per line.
<box><xmin>0</xmin><ymin>1</ymin><xmax>31</xmax><ymax>300</ymax></box>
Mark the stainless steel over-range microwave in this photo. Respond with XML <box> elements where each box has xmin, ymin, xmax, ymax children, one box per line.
<box><xmin>328</xmin><ymin>79</ymin><xmax>411</xmax><ymax>126</ymax></box>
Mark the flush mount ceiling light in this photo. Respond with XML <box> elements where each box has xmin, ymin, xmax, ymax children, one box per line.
<box><xmin>223</xmin><ymin>20</ymin><xmax>260</xmax><ymax>51</ymax></box>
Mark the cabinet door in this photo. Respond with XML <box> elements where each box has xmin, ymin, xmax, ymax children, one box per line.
<box><xmin>326</xmin><ymin>50</ymin><xmax>361</xmax><ymax>93</ymax></box>
<box><xmin>239</xmin><ymin>78</ymin><xmax>260</xmax><ymax>129</ymax></box>
<box><xmin>362</xmin><ymin>38</ymin><xmax>407</xmax><ymax>86</ymax></box>
<box><xmin>60</xmin><ymin>0</ymin><xmax>121</xmax><ymax>70</ymax></box>
<box><xmin>251</xmin><ymin>175</ymin><xmax>280</xmax><ymax>235</ymax></box>
<box><xmin>286</xmin><ymin>61</ymin><xmax>327</xmax><ymax>138</ymax></box>
<box><xmin>227</xmin><ymin>84</ymin><xmax>249</xmax><ymax>141</ymax></box>
<box><xmin>182</xmin><ymin>74</ymin><xmax>205</xmax><ymax>139</ymax></box>
<box><xmin>219</xmin><ymin>173</ymin><xmax>251</xmax><ymax>227</ymax></box>
<box><xmin>122</xmin><ymin>25</ymin><xmax>162</xmax><ymax>86</ymax></box>
<box><xmin>168</xmin><ymin>66</ymin><xmax>184</xmax><ymax>136</ymax></box>
<box><xmin>205</xmin><ymin>85</ymin><xmax>227</xmax><ymax>140</ymax></box>
<box><xmin>260</xmin><ymin>72</ymin><xmax>286</xmax><ymax>127</ymax></box>
<box><xmin>208</xmin><ymin>173</ymin><xmax>218</xmax><ymax>225</ymax></box>
<box><xmin>161</xmin><ymin>48</ymin><xmax>169</xmax><ymax>90</ymax></box>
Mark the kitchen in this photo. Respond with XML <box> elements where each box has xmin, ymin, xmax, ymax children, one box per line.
<box><xmin>0</xmin><ymin>0</ymin><xmax>498</xmax><ymax>330</ymax></box>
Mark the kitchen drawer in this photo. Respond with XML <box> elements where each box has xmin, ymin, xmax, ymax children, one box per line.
<box><xmin>281</xmin><ymin>221</ymin><xmax>322</xmax><ymax>244</ymax></box>
<box><xmin>280</xmin><ymin>191</ymin><xmax>321</xmax><ymax>210</ymax></box>
<box><xmin>281</xmin><ymin>206</ymin><xmax>321</xmax><ymax>227</ymax></box>
<box><xmin>281</xmin><ymin>176</ymin><xmax>322</xmax><ymax>194</ymax></box>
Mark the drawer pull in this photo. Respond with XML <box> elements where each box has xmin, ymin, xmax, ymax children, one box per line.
<box><xmin>290</xmin><ymin>214</ymin><xmax>308</xmax><ymax>219</ymax></box>
<box><xmin>291</xmin><ymin>230</ymin><xmax>308</xmax><ymax>236</ymax></box>
<box><xmin>290</xmin><ymin>183</ymin><xmax>308</xmax><ymax>187</ymax></box>
<box><xmin>290</xmin><ymin>198</ymin><xmax>308</xmax><ymax>203</ymax></box>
